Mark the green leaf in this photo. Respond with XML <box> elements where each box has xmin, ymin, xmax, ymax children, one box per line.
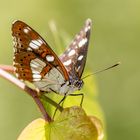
<box><xmin>18</xmin><ymin>106</ymin><xmax>103</xmax><ymax>140</ymax></box>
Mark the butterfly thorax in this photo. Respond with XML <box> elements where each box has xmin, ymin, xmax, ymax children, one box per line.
<box><xmin>58</xmin><ymin>78</ymin><xmax>84</xmax><ymax>96</ymax></box>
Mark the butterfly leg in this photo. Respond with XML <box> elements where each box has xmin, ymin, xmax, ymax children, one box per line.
<box><xmin>53</xmin><ymin>95</ymin><xmax>67</xmax><ymax>119</ymax></box>
<box><xmin>69</xmin><ymin>93</ymin><xmax>84</xmax><ymax>107</ymax></box>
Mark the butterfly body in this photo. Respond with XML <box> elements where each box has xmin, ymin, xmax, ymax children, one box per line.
<box><xmin>12</xmin><ymin>19</ymin><xmax>91</xmax><ymax>95</ymax></box>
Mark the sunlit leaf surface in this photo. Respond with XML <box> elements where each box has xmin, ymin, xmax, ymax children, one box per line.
<box><xmin>18</xmin><ymin>106</ymin><xmax>103</xmax><ymax>140</ymax></box>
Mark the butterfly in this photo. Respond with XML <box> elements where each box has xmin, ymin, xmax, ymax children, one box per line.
<box><xmin>12</xmin><ymin>19</ymin><xmax>91</xmax><ymax>96</ymax></box>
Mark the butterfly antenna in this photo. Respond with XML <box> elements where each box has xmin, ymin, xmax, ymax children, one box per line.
<box><xmin>82</xmin><ymin>62</ymin><xmax>121</xmax><ymax>80</ymax></box>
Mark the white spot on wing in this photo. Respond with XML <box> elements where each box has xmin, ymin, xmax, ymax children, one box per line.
<box><xmin>84</xmin><ymin>25</ymin><xmax>91</xmax><ymax>32</ymax></box>
<box><xmin>32</xmin><ymin>70</ymin><xmax>40</xmax><ymax>74</ymax></box>
<box><xmin>63</xmin><ymin>59</ymin><xmax>72</xmax><ymax>66</ymax></box>
<box><xmin>68</xmin><ymin>49</ymin><xmax>76</xmax><ymax>56</ymax></box>
<box><xmin>72</xmin><ymin>41</ymin><xmax>76</xmax><ymax>45</ymax></box>
<box><xmin>30</xmin><ymin>58</ymin><xmax>46</xmax><ymax>74</ymax></box>
<box><xmin>38</xmin><ymin>39</ymin><xmax>43</xmax><ymax>44</ymax></box>
<box><xmin>78</xmin><ymin>38</ymin><xmax>87</xmax><ymax>48</ymax></box>
<box><xmin>46</xmin><ymin>55</ymin><xmax>54</xmax><ymax>62</ymax></box>
<box><xmin>77</xmin><ymin>66</ymin><xmax>81</xmax><ymax>71</ymax></box>
<box><xmin>29</xmin><ymin>42</ymin><xmax>39</xmax><ymax>49</ymax></box>
<box><xmin>30</xmin><ymin>63</ymin><xmax>39</xmax><ymax>68</ymax></box>
<box><xmin>33</xmin><ymin>78</ymin><xmax>41</xmax><ymax>82</ymax></box>
<box><xmin>32</xmin><ymin>40</ymin><xmax>42</xmax><ymax>47</ymax></box>
<box><xmin>23</xmin><ymin>28</ymin><xmax>29</xmax><ymax>33</ymax></box>
<box><xmin>23</xmin><ymin>27</ymin><xmax>31</xmax><ymax>33</ymax></box>
<box><xmin>32</xmin><ymin>74</ymin><xmax>41</xmax><ymax>79</ymax></box>
<box><xmin>29</xmin><ymin>39</ymin><xmax>43</xmax><ymax>49</ymax></box>
<box><xmin>27</xmin><ymin>47</ymin><xmax>32</xmax><ymax>51</ymax></box>
<box><xmin>78</xmin><ymin>55</ymin><xmax>84</xmax><ymax>61</ymax></box>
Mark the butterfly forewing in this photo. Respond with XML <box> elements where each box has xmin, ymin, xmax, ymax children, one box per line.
<box><xmin>60</xmin><ymin>19</ymin><xmax>91</xmax><ymax>80</ymax></box>
<box><xmin>12</xmin><ymin>19</ymin><xmax>92</xmax><ymax>95</ymax></box>
<box><xmin>12</xmin><ymin>20</ymin><xmax>69</xmax><ymax>92</ymax></box>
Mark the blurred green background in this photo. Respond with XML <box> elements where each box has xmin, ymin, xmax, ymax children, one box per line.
<box><xmin>0</xmin><ymin>0</ymin><xmax>139</xmax><ymax>140</ymax></box>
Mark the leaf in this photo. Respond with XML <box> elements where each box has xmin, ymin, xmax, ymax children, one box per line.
<box><xmin>17</xmin><ymin>118</ymin><xmax>47</xmax><ymax>140</ymax></box>
<box><xmin>18</xmin><ymin>106</ymin><xmax>103</xmax><ymax>140</ymax></box>
<box><xmin>89</xmin><ymin>116</ymin><xmax>104</xmax><ymax>140</ymax></box>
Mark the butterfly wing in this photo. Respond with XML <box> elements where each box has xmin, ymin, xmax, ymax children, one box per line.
<box><xmin>60</xmin><ymin>19</ymin><xmax>91</xmax><ymax>80</ymax></box>
<box><xmin>12</xmin><ymin>20</ymin><xmax>69</xmax><ymax>92</ymax></box>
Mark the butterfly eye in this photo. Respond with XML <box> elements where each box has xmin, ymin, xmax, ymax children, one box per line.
<box><xmin>75</xmin><ymin>80</ymin><xmax>84</xmax><ymax>90</ymax></box>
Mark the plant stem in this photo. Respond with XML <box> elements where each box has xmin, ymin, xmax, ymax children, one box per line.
<box><xmin>41</xmin><ymin>95</ymin><xmax>63</xmax><ymax>112</ymax></box>
<box><xmin>24</xmin><ymin>87</ymin><xmax>52</xmax><ymax>122</ymax></box>
<box><xmin>0</xmin><ymin>65</ymin><xmax>14</xmax><ymax>73</ymax></box>
<box><xmin>0</xmin><ymin>66</ymin><xmax>52</xmax><ymax>122</ymax></box>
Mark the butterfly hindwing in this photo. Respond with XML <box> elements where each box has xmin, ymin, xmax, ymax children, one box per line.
<box><xmin>60</xmin><ymin>19</ymin><xmax>91</xmax><ymax>80</ymax></box>
<box><xmin>12</xmin><ymin>20</ymin><xmax>69</xmax><ymax>92</ymax></box>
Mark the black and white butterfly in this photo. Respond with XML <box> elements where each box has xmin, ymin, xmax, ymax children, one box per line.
<box><xmin>12</xmin><ymin>19</ymin><xmax>91</xmax><ymax>96</ymax></box>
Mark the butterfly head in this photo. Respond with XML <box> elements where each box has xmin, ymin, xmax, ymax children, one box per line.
<box><xmin>74</xmin><ymin>79</ymin><xmax>84</xmax><ymax>90</ymax></box>
<box><xmin>69</xmin><ymin>78</ymin><xmax>84</xmax><ymax>90</ymax></box>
